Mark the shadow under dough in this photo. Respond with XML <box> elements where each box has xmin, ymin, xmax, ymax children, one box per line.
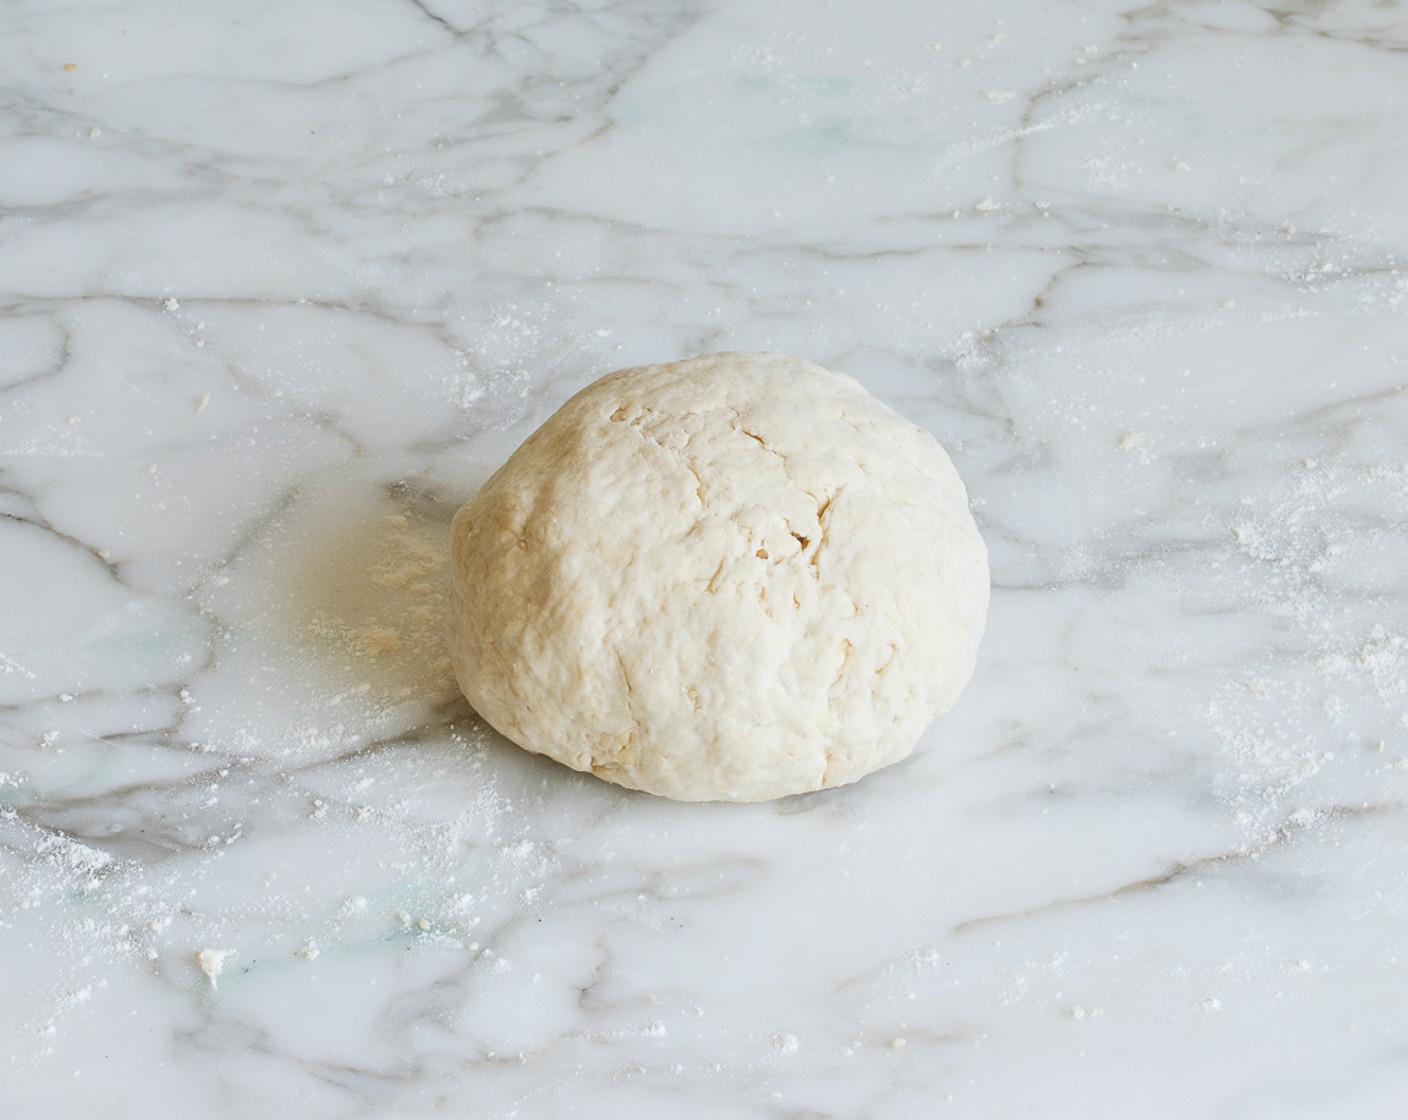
<box><xmin>275</xmin><ymin>479</ymin><xmax>481</xmax><ymax>734</ymax></box>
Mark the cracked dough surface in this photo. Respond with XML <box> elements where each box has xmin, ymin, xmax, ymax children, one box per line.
<box><xmin>448</xmin><ymin>352</ymin><xmax>989</xmax><ymax>802</ymax></box>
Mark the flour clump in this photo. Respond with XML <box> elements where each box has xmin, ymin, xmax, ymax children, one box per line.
<box><xmin>448</xmin><ymin>352</ymin><xmax>988</xmax><ymax>801</ymax></box>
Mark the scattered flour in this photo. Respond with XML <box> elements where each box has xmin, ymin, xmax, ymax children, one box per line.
<box><xmin>1214</xmin><ymin>450</ymin><xmax>1408</xmax><ymax>843</ymax></box>
<box><xmin>1</xmin><ymin>495</ymin><xmax>552</xmax><ymax>1071</ymax></box>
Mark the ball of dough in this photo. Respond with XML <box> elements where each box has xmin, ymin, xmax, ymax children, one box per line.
<box><xmin>448</xmin><ymin>352</ymin><xmax>988</xmax><ymax>802</ymax></box>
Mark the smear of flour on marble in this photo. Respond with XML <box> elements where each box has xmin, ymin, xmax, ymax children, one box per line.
<box><xmin>303</xmin><ymin>509</ymin><xmax>457</xmax><ymax>700</ymax></box>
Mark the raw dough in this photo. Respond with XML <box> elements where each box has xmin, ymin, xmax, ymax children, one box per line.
<box><xmin>448</xmin><ymin>352</ymin><xmax>988</xmax><ymax>801</ymax></box>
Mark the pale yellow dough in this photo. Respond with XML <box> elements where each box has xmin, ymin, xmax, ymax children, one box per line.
<box><xmin>448</xmin><ymin>352</ymin><xmax>988</xmax><ymax>801</ymax></box>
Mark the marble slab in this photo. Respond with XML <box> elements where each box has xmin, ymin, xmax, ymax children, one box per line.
<box><xmin>2</xmin><ymin>1</ymin><xmax>1406</xmax><ymax>1116</ymax></box>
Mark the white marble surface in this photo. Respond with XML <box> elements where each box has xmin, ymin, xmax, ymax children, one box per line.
<box><xmin>3</xmin><ymin>1</ymin><xmax>1407</xmax><ymax>1115</ymax></box>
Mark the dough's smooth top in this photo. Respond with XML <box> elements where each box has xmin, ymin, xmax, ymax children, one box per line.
<box><xmin>448</xmin><ymin>352</ymin><xmax>989</xmax><ymax>802</ymax></box>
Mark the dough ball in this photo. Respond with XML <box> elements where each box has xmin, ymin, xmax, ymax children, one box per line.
<box><xmin>448</xmin><ymin>352</ymin><xmax>988</xmax><ymax>802</ymax></box>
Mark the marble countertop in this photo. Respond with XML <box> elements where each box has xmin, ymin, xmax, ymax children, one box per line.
<box><xmin>4</xmin><ymin>1</ymin><xmax>1407</xmax><ymax>1116</ymax></box>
